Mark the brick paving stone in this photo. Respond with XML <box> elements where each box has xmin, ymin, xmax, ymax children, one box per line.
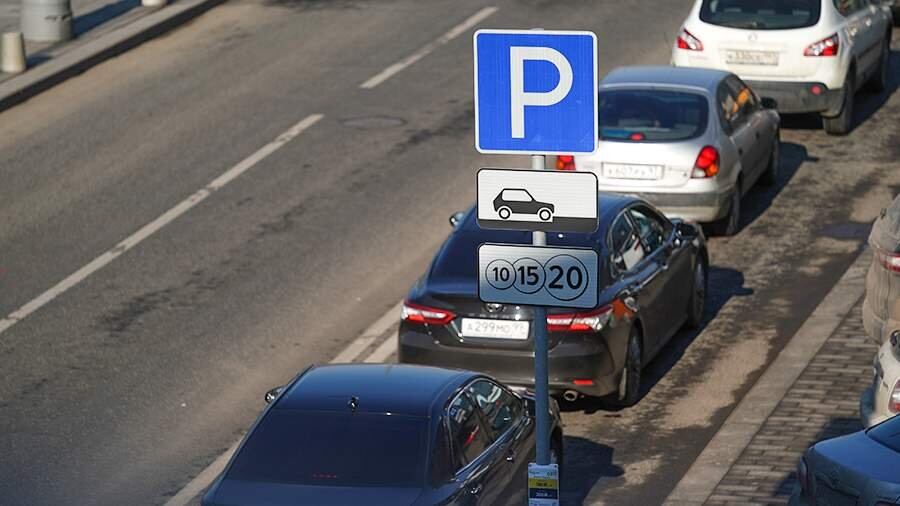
<box><xmin>703</xmin><ymin>299</ymin><xmax>877</xmax><ymax>505</ymax></box>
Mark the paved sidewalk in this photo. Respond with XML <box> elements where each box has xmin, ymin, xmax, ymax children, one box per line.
<box><xmin>705</xmin><ymin>298</ymin><xmax>877</xmax><ymax>505</ymax></box>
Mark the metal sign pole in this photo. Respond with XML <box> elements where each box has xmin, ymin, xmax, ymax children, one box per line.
<box><xmin>531</xmin><ymin>153</ymin><xmax>550</xmax><ymax>466</ymax></box>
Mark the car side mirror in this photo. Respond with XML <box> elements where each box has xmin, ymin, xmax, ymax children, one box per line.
<box><xmin>449</xmin><ymin>211</ymin><xmax>465</xmax><ymax>228</ymax></box>
<box><xmin>676</xmin><ymin>221</ymin><xmax>700</xmax><ymax>240</ymax></box>
<box><xmin>264</xmin><ymin>386</ymin><xmax>285</xmax><ymax>404</ymax></box>
<box><xmin>761</xmin><ymin>97</ymin><xmax>777</xmax><ymax>109</ymax></box>
<box><xmin>525</xmin><ymin>397</ymin><xmax>536</xmax><ymax>418</ymax></box>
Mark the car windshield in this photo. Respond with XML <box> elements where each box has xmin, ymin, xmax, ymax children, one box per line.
<box><xmin>868</xmin><ymin>415</ymin><xmax>900</xmax><ymax>453</ymax></box>
<box><xmin>227</xmin><ymin>410</ymin><xmax>428</xmax><ymax>487</ymax></box>
<box><xmin>598</xmin><ymin>89</ymin><xmax>708</xmax><ymax>142</ymax></box>
<box><xmin>699</xmin><ymin>0</ymin><xmax>821</xmax><ymax>30</ymax></box>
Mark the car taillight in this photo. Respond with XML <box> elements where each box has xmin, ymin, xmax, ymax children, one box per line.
<box><xmin>547</xmin><ymin>306</ymin><xmax>612</xmax><ymax>332</ymax></box>
<box><xmin>556</xmin><ymin>155</ymin><xmax>575</xmax><ymax>171</ymax></box>
<box><xmin>889</xmin><ymin>379</ymin><xmax>900</xmax><ymax>413</ymax></box>
<box><xmin>692</xmin><ymin>146</ymin><xmax>719</xmax><ymax>178</ymax></box>
<box><xmin>875</xmin><ymin>247</ymin><xmax>900</xmax><ymax>273</ymax></box>
<box><xmin>804</xmin><ymin>33</ymin><xmax>839</xmax><ymax>57</ymax></box>
<box><xmin>676</xmin><ymin>28</ymin><xmax>703</xmax><ymax>51</ymax></box>
<box><xmin>401</xmin><ymin>301</ymin><xmax>455</xmax><ymax>325</ymax></box>
<box><xmin>797</xmin><ymin>457</ymin><xmax>810</xmax><ymax>493</ymax></box>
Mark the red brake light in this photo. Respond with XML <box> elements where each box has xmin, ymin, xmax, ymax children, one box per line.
<box><xmin>556</xmin><ymin>155</ymin><xmax>575</xmax><ymax>171</ymax></box>
<box><xmin>692</xmin><ymin>146</ymin><xmax>719</xmax><ymax>178</ymax></box>
<box><xmin>876</xmin><ymin>248</ymin><xmax>900</xmax><ymax>273</ymax></box>
<box><xmin>401</xmin><ymin>301</ymin><xmax>456</xmax><ymax>325</ymax></box>
<box><xmin>804</xmin><ymin>33</ymin><xmax>839</xmax><ymax>57</ymax></box>
<box><xmin>676</xmin><ymin>28</ymin><xmax>703</xmax><ymax>51</ymax></box>
<box><xmin>573</xmin><ymin>379</ymin><xmax>594</xmax><ymax>386</ymax></box>
<box><xmin>890</xmin><ymin>379</ymin><xmax>900</xmax><ymax>413</ymax></box>
<box><xmin>547</xmin><ymin>306</ymin><xmax>612</xmax><ymax>332</ymax></box>
<box><xmin>629</xmin><ymin>132</ymin><xmax>645</xmax><ymax>141</ymax></box>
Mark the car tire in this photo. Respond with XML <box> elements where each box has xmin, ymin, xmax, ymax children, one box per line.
<box><xmin>823</xmin><ymin>72</ymin><xmax>854</xmax><ymax>136</ymax></box>
<box><xmin>498</xmin><ymin>206</ymin><xmax>511</xmax><ymax>219</ymax></box>
<box><xmin>711</xmin><ymin>180</ymin><xmax>741</xmax><ymax>237</ymax></box>
<box><xmin>615</xmin><ymin>326</ymin><xmax>642</xmax><ymax>407</ymax></box>
<box><xmin>866</xmin><ymin>37</ymin><xmax>890</xmax><ymax>93</ymax></box>
<box><xmin>538</xmin><ymin>208</ymin><xmax>552</xmax><ymax>221</ymax></box>
<box><xmin>684</xmin><ymin>257</ymin><xmax>707</xmax><ymax>329</ymax></box>
<box><xmin>759</xmin><ymin>132</ymin><xmax>780</xmax><ymax>187</ymax></box>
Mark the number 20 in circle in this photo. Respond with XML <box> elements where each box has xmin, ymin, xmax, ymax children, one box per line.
<box><xmin>544</xmin><ymin>254</ymin><xmax>588</xmax><ymax>301</ymax></box>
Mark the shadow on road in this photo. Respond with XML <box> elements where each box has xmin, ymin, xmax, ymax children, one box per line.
<box><xmin>73</xmin><ymin>0</ymin><xmax>140</xmax><ymax>35</ymax></box>
<box><xmin>560</xmin><ymin>436</ymin><xmax>624</xmax><ymax>506</ymax></box>
<box><xmin>739</xmin><ymin>141</ymin><xmax>817</xmax><ymax>230</ymax></box>
<box><xmin>561</xmin><ymin>265</ymin><xmax>752</xmax><ymax>415</ymax></box>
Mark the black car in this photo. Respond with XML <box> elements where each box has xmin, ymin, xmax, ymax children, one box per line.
<box><xmin>202</xmin><ymin>363</ymin><xmax>563</xmax><ymax>506</ymax></box>
<box><xmin>493</xmin><ymin>188</ymin><xmax>555</xmax><ymax>221</ymax></box>
<box><xmin>400</xmin><ymin>194</ymin><xmax>707</xmax><ymax>405</ymax></box>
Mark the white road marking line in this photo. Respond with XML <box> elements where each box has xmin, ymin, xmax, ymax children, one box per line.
<box><xmin>331</xmin><ymin>300</ymin><xmax>403</xmax><ymax>363</ymax></box>
<box><xmin>164</xmin><ymin>299</ymin><xmax>403</xmax><ymax>506</ymax></box>
<box><xmin>660</xmin><ymin>248</ymin><xmax>871</xmax><ymax>505</ymax></box>
<box><xmin>0</xmin><ymin>113</ymin><xmax>324</xmax><ymax>338</ymax></box>
<box><xmin>359</xmin><ymin>6</ymin><xmax>498</xmax><ymax>89</ymax></box>
<box><xmin>363</xmin><ymin>329</ymin><xmax>398</xmax><ymax>363</ymax></box>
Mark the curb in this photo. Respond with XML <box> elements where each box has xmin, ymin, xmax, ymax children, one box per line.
<box><xmin>0</xmin><ymin>0</ymin><xmax>225</xmax><ymax>112</ymax></box>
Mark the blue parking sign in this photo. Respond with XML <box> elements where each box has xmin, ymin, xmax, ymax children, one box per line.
<box><xmin>474</xmin><ymin>30</ymin><xmax>597</xmax><ymax>155</ymax></box>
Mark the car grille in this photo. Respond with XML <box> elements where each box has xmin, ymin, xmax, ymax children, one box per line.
<box><xmin>813</xmin><ymin>478</ymin><xmax>858</xmax><ymax>506</ymax></box>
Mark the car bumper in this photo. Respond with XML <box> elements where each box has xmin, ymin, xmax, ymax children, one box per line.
<box><xmin>398</xmin><ymin>329</ymin><xmax>620</xmax><ymax>397</ymax></box>
<box><xmin>863</xmin><ymin>296</ymin><xmax>900</xmax><ymax>345</ymax></box>
<box><xmin>744</xmin><ymin>80</ymin><xmax>843</xmax><ymax>115</ymax></box>
<box><xmin>618</xmin><ymin>187</ymin><xmax>733</xmax><ymax>223</ymax></box>
<box><xmin>860</xmin><ymin>386</ymin><xmax>891</xmax><ymax>428</ymax></box>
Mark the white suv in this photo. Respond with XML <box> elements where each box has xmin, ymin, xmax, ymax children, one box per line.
<box><xmin>672</xmin><ymin>0</ymin><xmax>892</xmax><ymax>135</ymax></box>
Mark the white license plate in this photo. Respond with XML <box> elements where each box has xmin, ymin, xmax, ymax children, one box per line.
<box><xmin>603</xmin><ymin>163</ymin><xmax>663</xmax><ymax>180</ymax></box>
<box><xmin>725</xmin><ymin>49</ymin><xmax>779</xmax><ymax>66</ymax></box>
<box><xmin>461</xmin><ymin>318</ymin><xmax>529</xmax><ymax>340</ymax></box>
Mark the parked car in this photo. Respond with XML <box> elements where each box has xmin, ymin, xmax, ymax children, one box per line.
<box><xmin>863</xmin><ymin>192</ymin><xmax>900</xmax><ymax>344</ymax></box>
<box><xmin>399</xmin><ymin>194</ymin><xmax>708</xmax><ymax>406</ymax></box>
<box><xmin>790</xmin><ymin>413</ymin><xmax>900</xmax><ymax>505</ymax></box>
<box><xmin>672</xmin><ymin>0</ymin><xmax>892</xmax><ymax>135</ymax></box>
<box><xmin>860</xmin><ymin>330</ymin><xmax>900</xmax><ymax>427</ymax></box>
<box><xmin>203</xmin><ymin>363</ymin><xmax>562</xmax><ymax>506</ymax></box>
<box><xmin>556</xmin><ymin>65</ymin><xmax>780</xmax><ymax>236</ymax></box>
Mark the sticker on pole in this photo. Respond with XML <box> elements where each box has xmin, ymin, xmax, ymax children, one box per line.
<box><xmin>477</xmin><ymin>168</ymin><xmax>598</xmax><ymax>233</ymax></box>
<box><xmin>528</xmin><ymin>463</ymin><xmax>559</xmax><ymax>506</ymax></box>
<box><xmin>473</xmin><ymin>29</ymin><xmax>598</xmax><ymax>155</ymax></box>
<box><xmin>479</xmin><ymin>244</ymin><xmax>598</xmax><ymax>309</ymax></box>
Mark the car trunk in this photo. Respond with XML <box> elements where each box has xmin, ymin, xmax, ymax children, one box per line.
<box><xmin>574</xmin><ymin>138</ymin><xmax>700</xmax><ymax>190</ymax></box>
<box><xmin>866</xmin><ymin>195</ymin><xmax>900</xmax><ymax>342</ymax></box>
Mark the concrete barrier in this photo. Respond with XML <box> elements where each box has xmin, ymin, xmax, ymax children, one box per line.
<box><xmin>21</xmin><ymin>0</ymin><xmax>73</xmax><ymax>42</ymax></box>
<box><xmin>1</xmin><ymin>32</ymin><xmax>27</xmax><ymax>73</ymax></box>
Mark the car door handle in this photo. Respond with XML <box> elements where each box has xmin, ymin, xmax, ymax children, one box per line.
<box><xmin>469</xmin><ymin>483</ymin><xmax>483</xmax><ymax>495</ymax></box>
<box><xmin>755</xmin><ymin>131</ymin><xmax>760</xmax><ymax>139</ymax></box>
<box><xmin>738</xmin><ymin>148</ymin><xmax>743</xmax><ymax>155</ymax></box>
<box><xmin>506</xmin><ymin>449</ymin><xmax>517</xmax><ymax>462</ymax></box>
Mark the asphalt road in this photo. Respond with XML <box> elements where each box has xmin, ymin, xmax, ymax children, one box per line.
<box><xmin>0</xmin><ymin>0</ymin><xmax>898</xmax><ymax>504</ymax></box>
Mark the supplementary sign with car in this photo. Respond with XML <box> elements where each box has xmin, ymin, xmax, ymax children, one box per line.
<box><xmin>477</xmin><ymin>168</ymin><xmax>599</xmax><ymax>232</ymax></box>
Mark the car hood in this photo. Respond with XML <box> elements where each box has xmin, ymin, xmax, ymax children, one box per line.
<box><xmin>811</xmin><ymin>431</ymin><xmax>900</xmax><ymax>486</ymax></box>
<box><xmin>207</xmin><ymin>479</ymin><xmax>424</xmax><ymax>506</ymax></box>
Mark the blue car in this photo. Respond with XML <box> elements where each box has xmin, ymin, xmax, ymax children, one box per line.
<box><xmin>791</xmin><ymin>414</ymin><xmax>900</xmax><ymax>505</ymax></box>
<box><xmin>202</xmin><ymin>363</ymin><xmax>563</xmax><ymax>506</ymax></box>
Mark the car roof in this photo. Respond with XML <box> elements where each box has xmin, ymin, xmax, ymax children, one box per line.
<box><xmin>600</xmin><ymin>65</ymin><xmax>730</xmax><ymax>93</ymax></box>
<box><xmin>276</xmin><ymin>363</ymin><xmax>474</xmax><ymax>417</ymax></box>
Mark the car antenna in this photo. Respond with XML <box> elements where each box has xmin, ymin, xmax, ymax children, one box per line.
<box><xmin>348</xmin><ymin>396</ymin><xmax>359</xmax><ymax>412</ymax></box>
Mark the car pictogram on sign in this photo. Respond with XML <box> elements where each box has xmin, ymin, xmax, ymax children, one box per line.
<box><xmin>494</xmin><ymin>188</ymin><xmax>555</xmax><ymax>222</ymax></box>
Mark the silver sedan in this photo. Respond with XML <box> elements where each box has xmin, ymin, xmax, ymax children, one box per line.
<box><xmin>561</xmin><ymin>66</ymin><xmax>781</xmax><ymax>236</ymax></box>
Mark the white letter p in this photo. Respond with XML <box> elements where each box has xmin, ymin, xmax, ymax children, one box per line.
<box><xmin>509</xmin><ymin>46</ymin><xmax>573</xmax><ymax>139</ymax></box>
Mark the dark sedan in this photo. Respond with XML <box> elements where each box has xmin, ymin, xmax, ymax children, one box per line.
<box><xmin>399</xmin><ymin>194</ymin><xmax>707</xmax><ymax>405</ymax></box>
<box><xmin>790</xmin><ymin>414</ymin><xmax>900</xmax><ymax>505</ymax></box>
<box><xmin>202</xmin><ymin>363</ymin><xmax>563</xmax><ymax>506</ymax></box>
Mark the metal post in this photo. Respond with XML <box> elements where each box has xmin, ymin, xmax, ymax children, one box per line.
<box><xmin>531</xmin><ymin>153</ymin><xmax>550</xmax><ymax>466</ymax></box>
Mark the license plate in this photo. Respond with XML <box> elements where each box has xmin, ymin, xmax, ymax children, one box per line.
<box><xmin>461</xmin><ymin>318</ymin><xmax>529</xmax><ymax>340</ymax></box>
<box><xmin>602</xmin><ymin>163</ymin><xmax>663</xmax><ymax>180</ymax></box>
<box><xmin>725</xmin><ymin>49</ymin><xmax>779</xmax><ymax>66</ymax></box>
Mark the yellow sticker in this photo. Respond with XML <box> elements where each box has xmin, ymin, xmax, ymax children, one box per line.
<box><xmin>529</xmin><ymin>478</ymin><xmax>559</xmax><ymax>489</ymax></box>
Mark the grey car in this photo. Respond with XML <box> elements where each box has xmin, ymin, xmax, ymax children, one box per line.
<box><xmin>863</xmin><ymin>192</ymin><xmax>900</xmax><ymax>345</ymax></box>
<box><xmin>564</xmin><ymin>66</ymin><xmax>781</xmax><ymax>236</ymax></box>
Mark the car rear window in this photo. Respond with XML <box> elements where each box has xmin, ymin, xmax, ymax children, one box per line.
<box><xmin>868</xmin><ymin>414</ymin><xmax>900</xmax><ymax>453</ymax></box>
<box><xmin>700</xmin><ymin>0</ymin><xmax>821</xmax><ymax>30</ymax></box>
<box><xmin>598</xmin><ymin>89</ymin><xmax>708</xmax><ymax>142</ymax></box>
<box><xmin>227</xmin><ymin>410</ymin><xmax>428</xmax><ymax>487</ymax></box>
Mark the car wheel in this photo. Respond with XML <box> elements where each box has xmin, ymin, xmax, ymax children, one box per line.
<box><xmin>866</xmin><ymin>37</ymin><xmax>890</xmax><ymax>93</ymax></box>
<box><xmin>498</xmin><ymin>206</ymin><xmax>511</xmax><ymax>219</ymax></box>
<box><xmin>759</xmin><ymin>132</ymin><xmax>779</xmax><ymax>187</ymax></box>
<box><xmin>615</xmin><ymin>326</ymin><xmax>642</xmax><ymax>407</ymax></box>
<box><xmin>711</xmin><ymin>180</ymin><xmax>741</xmax><ymax>237</ymax></box>
<box><xmin>684</xmin><ymin>257</ymin><xmax>707</xmax><ymax>329</ymax></box>
<box><xmin>538</xmin><ymin>208</ymin><xmax>552</xmax><ymax>221</ymax></box>
<box><xmin>823</xmin><ymin>72</ymin><xmax>854</xmax><ymax>136</ymax></box>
